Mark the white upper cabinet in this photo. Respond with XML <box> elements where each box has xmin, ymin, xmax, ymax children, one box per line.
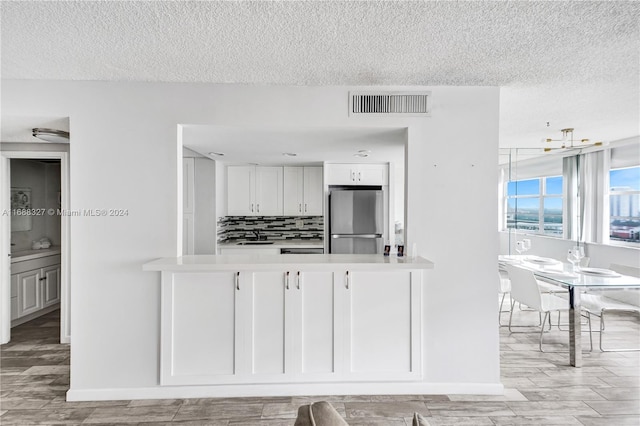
<box><xmin>325</xmin><ymin>163</ymin><xmax>388</xmax><ymax>186</ymax></box>
<box><xmin>284</xmin><ymin>166</ymin><xmax>323</xmax><ymax>216</ymax></box>
<box><xmin>227</xmin><ymin>166</ymin><xmax>285</xmax><ymax>216</ymax></box>
<box><xmin>283</xmin><ymin>167</ymin><xmax>304</xmax><ymax>215</ymax></box>
<box><xmin>303</xmin><ymin>167</ymin><xmax>323</xmax><ymax>215</ymax></box>
<box><xmin>227</xmin><ymin>166</ymin><xmax>256</xmax><ymax>216</ymax></box>
<box><xmin>255</xmin><ymin>167</ymin><xmax>284</xmax><ymax>216</ymax></box>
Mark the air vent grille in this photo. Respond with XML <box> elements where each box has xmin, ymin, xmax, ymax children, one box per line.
<box><xmin>350</xmin><ymin>92</ymin><xmax>430</xmax><ymax>116</ymax></box>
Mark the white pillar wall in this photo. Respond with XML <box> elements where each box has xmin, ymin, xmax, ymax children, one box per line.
<box><xmin>1</xmin><ymin>81</ymin><xmax>500</xmax><ymax>397</ymax></box>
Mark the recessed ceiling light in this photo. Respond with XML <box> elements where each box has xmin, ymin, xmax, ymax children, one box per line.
<box><xmin>358</xmin><ymin>149</ymin><xmax>371</xmax><ymax>154</ymax></box>
<box><xmin>353</xmin><ymin>153</ymin><xmax>369</xmax><ymax>158</ymax></box>
<box><xmin>208</xmin><ymin>152</ymin><xmax>225</xmax><ymax>156</ymax></box>
<box><xmin>283</xmin><ymin>153</ymin><xmax>297</xmax><ymax>157</ymax></box>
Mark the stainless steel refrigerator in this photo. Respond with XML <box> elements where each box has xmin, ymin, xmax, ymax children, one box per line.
<box><xmin>329</xmin><ymin>189</ymin><xmax>383</xmax><ymax>254</ymax></box>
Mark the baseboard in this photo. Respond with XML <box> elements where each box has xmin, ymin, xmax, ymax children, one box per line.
<box><xmin>67</xmin><ymin>382</ymin><xmax>504</xmax><ymax>401</ymax></box>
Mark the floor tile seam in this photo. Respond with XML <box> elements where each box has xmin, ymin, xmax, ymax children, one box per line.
<box><xmin>583</xmin><ymin>399</ymin><xmax>640</xmax><ymax>416</ymax></box>
<box><xmin>590</xmin><ymin>387</ymin><xmax>636</xmax><ymax>401</ymax></box>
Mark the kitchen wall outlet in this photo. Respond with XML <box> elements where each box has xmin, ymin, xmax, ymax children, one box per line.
<box><xmin>295</xmin><ymin>220</ymin><xmax>304</xmax><ymax>229</ymax></box>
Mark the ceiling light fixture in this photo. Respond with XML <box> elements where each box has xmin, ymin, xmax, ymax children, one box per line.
<box><xmin>282</xmin><ymin>153</ymin><xmax>297</xmax><ymax>157</ymax></box>
<box><xmin>208</xmin><ymin>152</ymin><xmax>225</xmax><ymax>157</ymax></box>
<box><xmin>358</xmin><ymin>149</ymin><xmax>371</xmax><ymax>154</ymax></box>
<box><xmin>353</xmin><ymin>153</ymin><xmax>369</xmax><ymax>158</ymax></box>
<box><xmin>32</xmin><ymin>128</ymin><xmax>69</xmax><ymax>143</ymax></box>
<box><xmin>543</xmin><ymin>128</ymin><xmax>604</xmax><ymax>152</ymax></box>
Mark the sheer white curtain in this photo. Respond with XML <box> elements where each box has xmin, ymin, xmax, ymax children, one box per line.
<box><xmin>563</xmin><ymin>156</ymin><xmax>579</xmax><ymax>241</ymax></box>
<box><xmin>578</xmin><ymin>151</ymin><xmax>609</xmax><ymax>243</ymax></box>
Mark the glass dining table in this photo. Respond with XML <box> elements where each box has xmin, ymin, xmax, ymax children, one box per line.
<box><xmin>498</xmin><ymin>255</ymin><xmax>640</xmax><ymax>367</ymax></box>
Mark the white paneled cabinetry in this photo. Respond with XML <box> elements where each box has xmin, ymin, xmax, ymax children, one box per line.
<box><xmin>11</xmin><ymin>255</ymin><xmax>61</xmax><ymax>326</ymax></box>
<box><xmin>283</xmin><ymin>167</ymin><xmax>323</xmax><ymax>216</ymax></box>
<box><xmin>324</xmin><ymin>164</ymin><xmax>388</xmax><ymax>186</ymax></box>
<box><xmin>160</xmin><ymin>267</ymin><xmax>421</xmax><ymax>385</ymax></box>
<box><xmin>227</xmin><ymin>166</ymin><xmax>283</xmax><ymax>216</ymax></box>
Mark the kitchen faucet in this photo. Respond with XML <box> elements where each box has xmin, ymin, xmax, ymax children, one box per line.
<box><xmin>252</xmin><ymin>230</ymin><xmax>263</xmax><ymax>240</ymax></box>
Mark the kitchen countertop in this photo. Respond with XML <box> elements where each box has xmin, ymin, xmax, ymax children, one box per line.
<box><xmin>218</xmin><ymin>239</ymin><xmax>324</xmax><ymax>249</ymax></box>
<box><xmin>11</xmin><ymin>246</ymin><xmax>61</xmax><ymax>263</ymax></box>
<box><xmin>143</xmin><ymin>254</ymin><xmax>434</xmax><ymax>272</ymax></box>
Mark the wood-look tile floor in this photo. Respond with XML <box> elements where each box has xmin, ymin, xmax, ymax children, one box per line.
<box><xmin>1</xmin><ymin>306</ymin><xmax>638</xmax><ymax>425</ymax></box>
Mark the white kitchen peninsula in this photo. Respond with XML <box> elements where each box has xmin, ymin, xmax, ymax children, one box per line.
<box><xmin>143</xmin><ymin>254</ymin><xmax>434</xmax><ymax>397</ymax></box>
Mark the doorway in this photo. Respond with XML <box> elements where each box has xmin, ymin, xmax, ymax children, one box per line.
<box><xmin>0</xmin><ymin>151</ymin><xmax>70</xmax><ymax>344</ymax></box>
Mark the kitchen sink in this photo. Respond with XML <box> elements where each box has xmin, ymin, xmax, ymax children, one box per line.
<box><xmin>236</xmin><ymin>241</ymin><xmax>274</xmax><ymax>245</ymax></box>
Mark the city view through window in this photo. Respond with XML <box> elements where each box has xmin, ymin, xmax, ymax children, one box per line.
<box><xmin>506</xmin><ymin>176</ymin><xmax>563</xmax><ymax>236</ymax></box>
<box><xmin>610</xmin><ymin>166</ymin><xmax>640</xmax><ymax>243</ymax></box>
<box><xmin>505</xmin><ymin>166</ymin><xmax>640</xmax><ymax>244</ymax></box>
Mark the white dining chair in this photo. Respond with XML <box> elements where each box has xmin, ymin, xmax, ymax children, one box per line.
<box><xmin>498</xmin><ymin>270</ymin><xmax>511</xmax><ymax>326</ymax></box>
<box><xmin>581</xmin><ymin>263</ymin><xmax>640</xmax><ymax>352</ymax></box>
<box><xmin>505</xmin><ymin>265</ymin><xmax>574</xmax><ymax>352</ymax></box>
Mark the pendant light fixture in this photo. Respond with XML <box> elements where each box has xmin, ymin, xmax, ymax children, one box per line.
<box><xmin>543</xmin><ymin>128</ymin><xmax>604</xmax><ymax>152</ymax></box>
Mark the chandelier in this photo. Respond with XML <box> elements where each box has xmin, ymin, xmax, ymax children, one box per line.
<box><xmin>543</xmin><ymin>128</ymin><xmax>604</xmax><ymax>152</ymax></box>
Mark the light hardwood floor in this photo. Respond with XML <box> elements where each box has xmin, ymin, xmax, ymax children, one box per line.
<box><xmin>1</xmin><ymin>305</ymin><xmax>638</xmax><ymax>425</ymax></box>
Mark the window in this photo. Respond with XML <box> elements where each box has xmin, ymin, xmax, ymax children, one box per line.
<box><xmin>506</xmin><ymin>176</ymin><xmax>563</xmax><ymax>236</ymax></box>
<box><xmin>609</xmin><ymin>166</ymin><xmax>640</xmax><ymax>244</ymax></box>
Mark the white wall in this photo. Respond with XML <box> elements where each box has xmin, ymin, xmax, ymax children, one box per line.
<box><xmin>1</xmin><ymin>81</ymin><xmax>500</xmax><ymax>395</ymax></box>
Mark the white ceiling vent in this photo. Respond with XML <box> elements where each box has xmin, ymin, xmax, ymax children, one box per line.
<box><xmin>349</xmin><ymin>92</ymin><xmax>431</xmax><ymax>117</ymax></box>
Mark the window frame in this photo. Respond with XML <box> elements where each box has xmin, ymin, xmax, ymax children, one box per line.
<box><xmin>608</xmin><ymin>165</ymin><xmax>640</xmax><ymax>247</ymax></box>
<box><xmin>504</xmin><ymin>175</ymin><xmax>564</xmax><ymax>237</ymax></box>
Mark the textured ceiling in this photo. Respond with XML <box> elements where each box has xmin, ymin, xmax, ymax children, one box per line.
<box><xmin>1</xmin><ymin>1</ymin><xmax>639</xmax><ymax>150</ymax></box>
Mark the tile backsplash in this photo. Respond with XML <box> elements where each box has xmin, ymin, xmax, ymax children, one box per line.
<box><xmin>218</xmin><ymin>216</ymin><xmax>324</xmax><ymax>243</ymax></box>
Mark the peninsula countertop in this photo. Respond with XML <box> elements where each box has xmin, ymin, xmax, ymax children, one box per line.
<box><xmin>10</xmin><ymin>245</ymin><xmax>62</xmax><ymax>263</ymax></box>
<box><xmin>143</xmin><ymin>254</ymin><xmax>434</xmax><ymax>272</ymax></box>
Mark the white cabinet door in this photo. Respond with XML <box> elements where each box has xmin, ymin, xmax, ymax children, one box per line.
<box><xmin>227</xmin><ymin>166</ymin><xmax>256</xmax><ymax>216</ymax></box>
<box><xmin>10</xmin><ymin>274</ymin><xmax>18</xmax><ymax>321</ymax></box>
<box><xmin>283</xmin><ymin>167</ymin><xmax>304</xmax><ymax>215</ymax></box>
<box><xmin>291</xmin><ymin>270</ymin><xmax>341</xmax><ymax>380</ymax></box>
<box><xmin>255</xmin><ymin>167</ymin><xmax>283</xmax><ymax>215</ymax></box>
<box><xmin>343</xmin><ymin>270</ymin><xmax>422</xmax><ymax>381</ymax></box>
<box><xmin>355</xmin><ymin>164</ymin><xmax>388</xmax><ymax>185</ymax></box>
<box><xmin>182</xmin><ymin>158</ymin><xmax>195</xmax><ymax>214</ymax></box>
<box><xmin>245</xmin><ymin>270</ymin><xmax>339</xmax><ymax>382</ymax></box>
<box><xmin>325</xmin><ymin>164</ymin><xmax>388</xmax><ymax>186</ymax></box>
<box><xmin>42</xmin><ymin>265</ymin><xmax>61</xmax><ymax>307</ymax></box>
<box><xmin>325</xmin><ymin>164</ymin><xmax>356</xmax><ymax>185</ymax></box>
<box><xmin>243</xmin><ymin>271</ymin><xmax>294</xmax><ymax>380</ymax></box>
<box><xmin>17</xmin><ymin>269</ymin><xmax>42</xmax><ymax>317</ymax></box>
<box><xmin>161</xmin><ymin>271</ymin><xmax>245</xmax><ymax>385</ymax></box>
<box><xmin>303</xmin><ymin>167</ymin><xmax>323</xmax><ymax>215</ymax></box>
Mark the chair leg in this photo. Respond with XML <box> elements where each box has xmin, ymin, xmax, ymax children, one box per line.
<box><xmin>587</xmin><ymin>312</ymin><xmax>593</xmax><ymax>352</ymax></box>
<box><xmin>539</xmin><ymin>311</ymin><xmax>550</xmax><ymax>352</ymax></box>
<box><xmin>508</xmin><ymin>299</ymin><xmax>516</xmax><ymax>332</ymax></box>
<box><xmin>498</xmin><ymin>292</ymin><xmax>507</xmax><ymax>325</ymax></box>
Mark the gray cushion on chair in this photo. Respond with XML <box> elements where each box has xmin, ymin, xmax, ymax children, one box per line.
<box><xmin>294</xmin><ymin>401</ymin><xmax>349</xmax><ymax>426</ymax></box>
<box><xmin>412</xmin><ymin>412</ymin><xmax>429</xmax><ymax>426</ymax></box>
